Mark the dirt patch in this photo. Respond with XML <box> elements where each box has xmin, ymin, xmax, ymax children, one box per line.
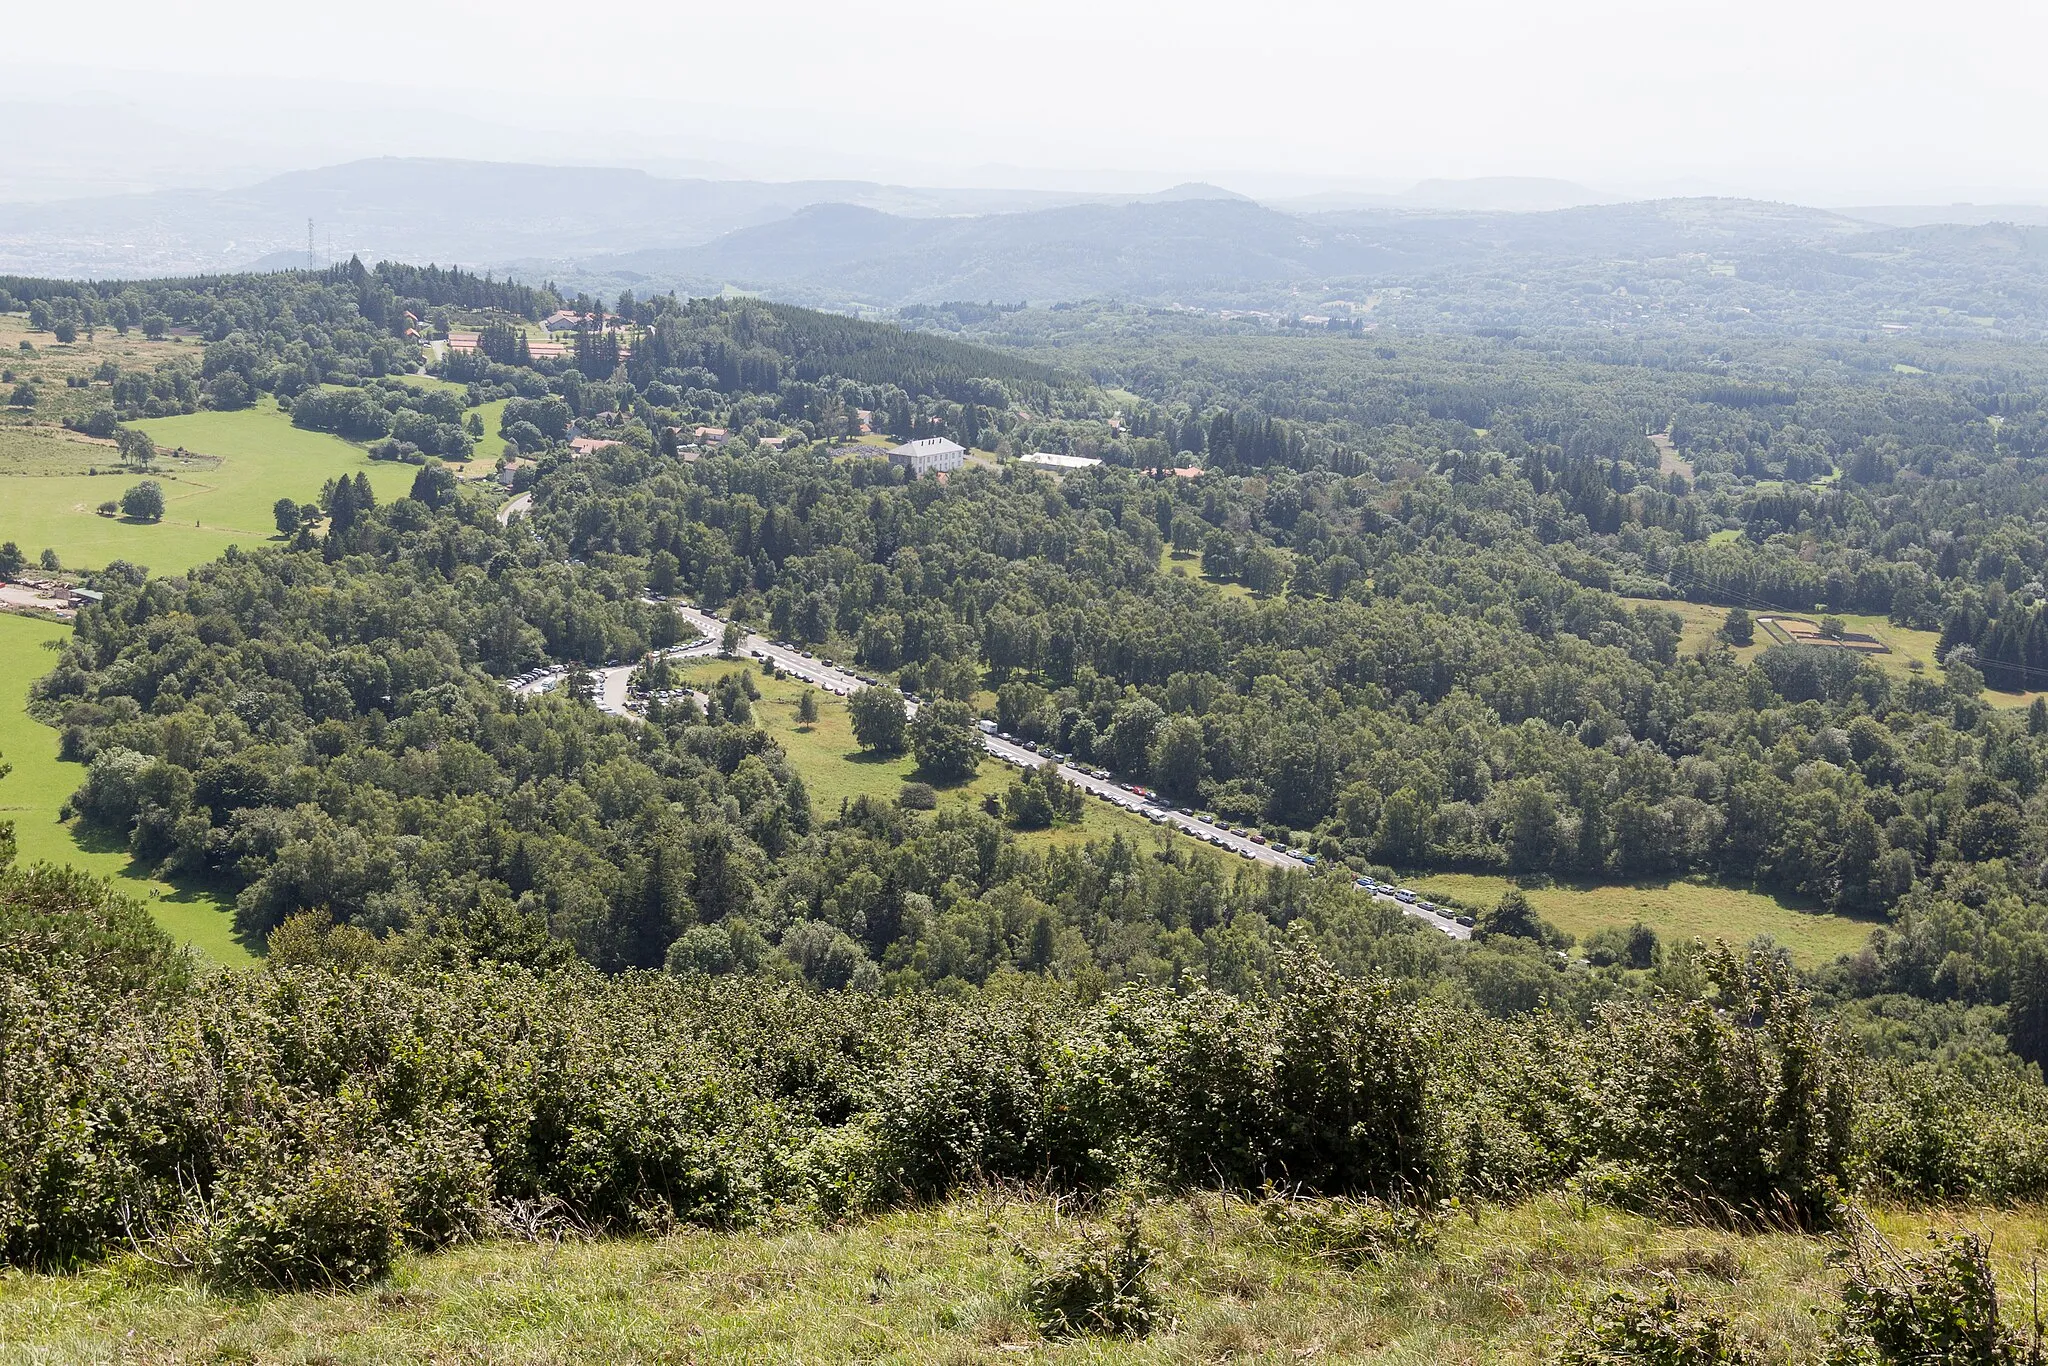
<box><xmin>1757</xmin><ymin>615</ymin><xmax>1889</xmax><ymax>654</ymax></box>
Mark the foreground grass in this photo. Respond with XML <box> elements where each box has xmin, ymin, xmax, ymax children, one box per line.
<box><xmin>0</xmin><ymin>615</ymin><xmax>249</xmax><ymax>964</ymax></box>
<box><xmin>7</xmin><ymin>1194</ymin><xmax>2042</xmax><ymax>1362</ymax></box>
<box><xmin>1401</xmin><ymin>871</ymin><xmax>1874</xmax><ymax>967</ymax></box>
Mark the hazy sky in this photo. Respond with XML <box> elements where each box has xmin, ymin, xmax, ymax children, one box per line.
<box><xmin>16</xmin><ymin>0</ymin><xmax>2048</xmax><ymax>202</ymax></box>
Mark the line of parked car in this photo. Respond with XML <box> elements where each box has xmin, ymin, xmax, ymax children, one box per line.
<box><xmin>978</xmin><ymin>734</ymin><xmax>1330</xmax><ymax>866</ymax></box>
<box><xmin>1353</xmin><ymin>877</ymin><xmax>1477</xmax><ymax>928</ymax></box>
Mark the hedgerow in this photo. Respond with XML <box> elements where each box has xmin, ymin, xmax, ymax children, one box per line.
<box><xmin>9</xmin><ymin>866</ymin><xmax>2048</xmax><ymax>1289</ymax></box>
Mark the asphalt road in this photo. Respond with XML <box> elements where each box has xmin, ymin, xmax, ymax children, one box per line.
<box><xmin>496</xmin><ymin>491</ymin><xmax>533</xmax><ymax>527</ymax></box>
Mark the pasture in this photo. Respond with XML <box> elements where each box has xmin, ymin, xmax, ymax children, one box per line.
<box><xmin>0</xmin><ymin>401</ymin><xmax>416</xmax><ymax>574</ymax></box>
<box><xmin>1398</xmin><ymin>869</ymin><xmax>1876</xmax><ymax>966</ymax></box>
<box><xmin>0</xmin><ymin>614</ymin><xmax>248</xmax><ymax>963</ymax></box>
<box><xmin>8</xmin><ymin>1192</ymin><xmax>2041</xmax><ymax>1362</ymax></box>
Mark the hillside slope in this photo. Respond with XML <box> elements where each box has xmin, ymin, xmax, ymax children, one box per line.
<box><xmin>7</xmin><ymin>1194</ymin><xmax>2040</xmax><ymax>1361</ymax></box>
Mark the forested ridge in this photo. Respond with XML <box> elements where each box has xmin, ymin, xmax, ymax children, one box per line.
<box><xmin>14</xmin><ymin>266</ymin><xmax>2048</xmax><ymax>1336</ymax></box>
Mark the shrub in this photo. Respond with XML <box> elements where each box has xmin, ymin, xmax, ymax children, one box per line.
<box><xmin>381</xmin><ymin>1112</ymin><xmax>493</xmax><ymax>1250</ymax></box>
<box><xmin>1568</xmin><ymin>944</ymin><xmax>1854</xmax><ymax>1227</ymax></box>
<box><xmin>204</xmin><ymin>1137</ymin><xmax>403</xmax><ymax>1290</ymax></box>
<box><xmin>1022</xmin><ymin>1208</ymin><xmax>1163</xmax><ymax>1339</ymax></box>
<box><xmin>1828</xmin><ymin>1224</ymin><xmax>2027</xmax><ymax>1365</ymax></box>
<box><xmin>898</xmin><ymin>781</ymin><xmax>937</xmax><ymax>810</ymax></box>
<box><xmin>1109</xmin><ymin>944</ymin><xmax>1443</xmax><ymax>1196</ymax></box>
<box><xmin>0</xmin><ymin>867</ymin><xmax>195</xmax><ymax>1268</ymax></box>
<box><xmin>1554</xmin><ymin>1284</ymin><xmax>1762</xmax><ymax>1365</ymax></box>
<box><xmin>872</xmin><ymin>998</ymin><xmax>1110</xmax><ymax>1196</ymax></box>
<box><xmin>1256</xmin><ymin>1188</ymin><xmax>1439</xmax><ymax>1268</ymax></box>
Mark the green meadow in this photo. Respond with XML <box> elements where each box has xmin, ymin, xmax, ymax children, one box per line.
<box><xmin>0</xmin><ymin>401</ymin><xmax>416</xmax><ymax>575</ymax></box>
<box><xmin>1400</xmin><ymin>869</ymin><xmax>1875</xmax><ymax>966</ymax></box>
<box><xmin>0</xmin><ymin>614</ymin><xmax>249</xmax><ymax>964</ymax></box>
<box><xmin>8</xmin><ymin>1192</ymin><xmax>2040</xmax><ymax>1362</ymax></box>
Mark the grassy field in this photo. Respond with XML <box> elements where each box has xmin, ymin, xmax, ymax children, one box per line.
<box><xmin>0</xmin><ymin>615</ymin><xmax>250</xmax><ymax>964</ymax></box>
<box><xmin>4</xmin><ymin>1192</ymin><xmax>2039</xmax><ymax>1362</ymax></box>
<box><xmin>1399</xmin><ymin>870</ymin><xmax>1875</xmax><ymax>966</ymax></box>
<box><xmin>1155</xmin><ymin>544</ymin><xmax>1256</xmax><ymax>600</ymax></box>
<box><xmin>1649</xmin><ymin>432</ymin><xmax>1694</xmax><ymax>481</ymax></box>
<box><xmin>0</xmin><ymin>424</ymin><xmax>117</xmax><ymax>477</ymax></box>
<box><xmin>679</xmin><ymin>660</ymin><xmax>1219</xmax><ymax>862</ymax></box>
<box><xmin>0</xmin><ymin>401</ymin><xmax>417</xmax><ymax>575</ymax></box>
<box><xmin>1668</xmin><ymin>599</ymin><xmax>1766</xmax><ymax>664</ymax></box>
<box><xmin>0</xmin><ymin>313</ymin><xmax>188</xmax><ymax>433</ymax></box>
<box><xmin>450</xmin><ymin>395</ymin><xmax>512</xmax><ymax>476</ymax></box>
<box><xmin>1664</xmin><ymin>598</ymin><xmax>2046</xmax><ymax>708</ymax></box>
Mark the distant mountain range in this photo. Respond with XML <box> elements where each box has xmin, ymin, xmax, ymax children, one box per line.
<box><xmin>4</xmin><ymin>158</ymin><xmax>2048</xmax><ymax>329</ymax></box>
<box><xmin>556</xmin><ymin>194</ymin><xmax>1879</xmax><ymax>308</ymax></box>
<box><xmin>0</xmin><ymin>158</ymin><xmax>1153</xmax><ymax>278</ymax></box>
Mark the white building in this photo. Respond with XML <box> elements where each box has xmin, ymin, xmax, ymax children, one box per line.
<box><xmin>888</xmin><ymin>436</ymin><xmax>967</xmax><ymax>476</ymax></box>
<box><xmin>1020</xmin><ymin>452</ymin><xmax>1101</xmax><ymax>471</ymax></box>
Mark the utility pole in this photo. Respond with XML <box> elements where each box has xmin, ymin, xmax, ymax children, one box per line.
<box><xmin>307</xmin><ymin>218</ymin><xmax>316</xmax><ymax>269</ymax></box>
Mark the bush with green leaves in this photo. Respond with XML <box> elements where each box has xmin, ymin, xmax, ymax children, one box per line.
<box><xmin>1826</xmin><ymin>1224</ymin><xmax>2029</xmax><ymax>1366</ymax></box>
<box><xmin>203</xmin><ymin>1126</ymin><xmax>405</xmax><ymax>1290</ymax></box>
<box><xmin>14</xmin><ymin>861</ymin><xmax>2048</xmax><ymax>1293</ymax></box>
<box><xmin>1022</xmin><ymin>1208</ymin><xmax>1164</xmax><ymax>1339</ymax></box>
<box><xmin>1555</xmin><ymin>1284</ymin><xmax>1762</xmax><ymax>1365</ymax></box>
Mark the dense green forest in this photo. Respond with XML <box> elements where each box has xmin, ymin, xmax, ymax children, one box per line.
<box><xmin>14</xmin><ymin>263</ymin><xmax>2048</xmax><ymax>1352</ymax></box>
